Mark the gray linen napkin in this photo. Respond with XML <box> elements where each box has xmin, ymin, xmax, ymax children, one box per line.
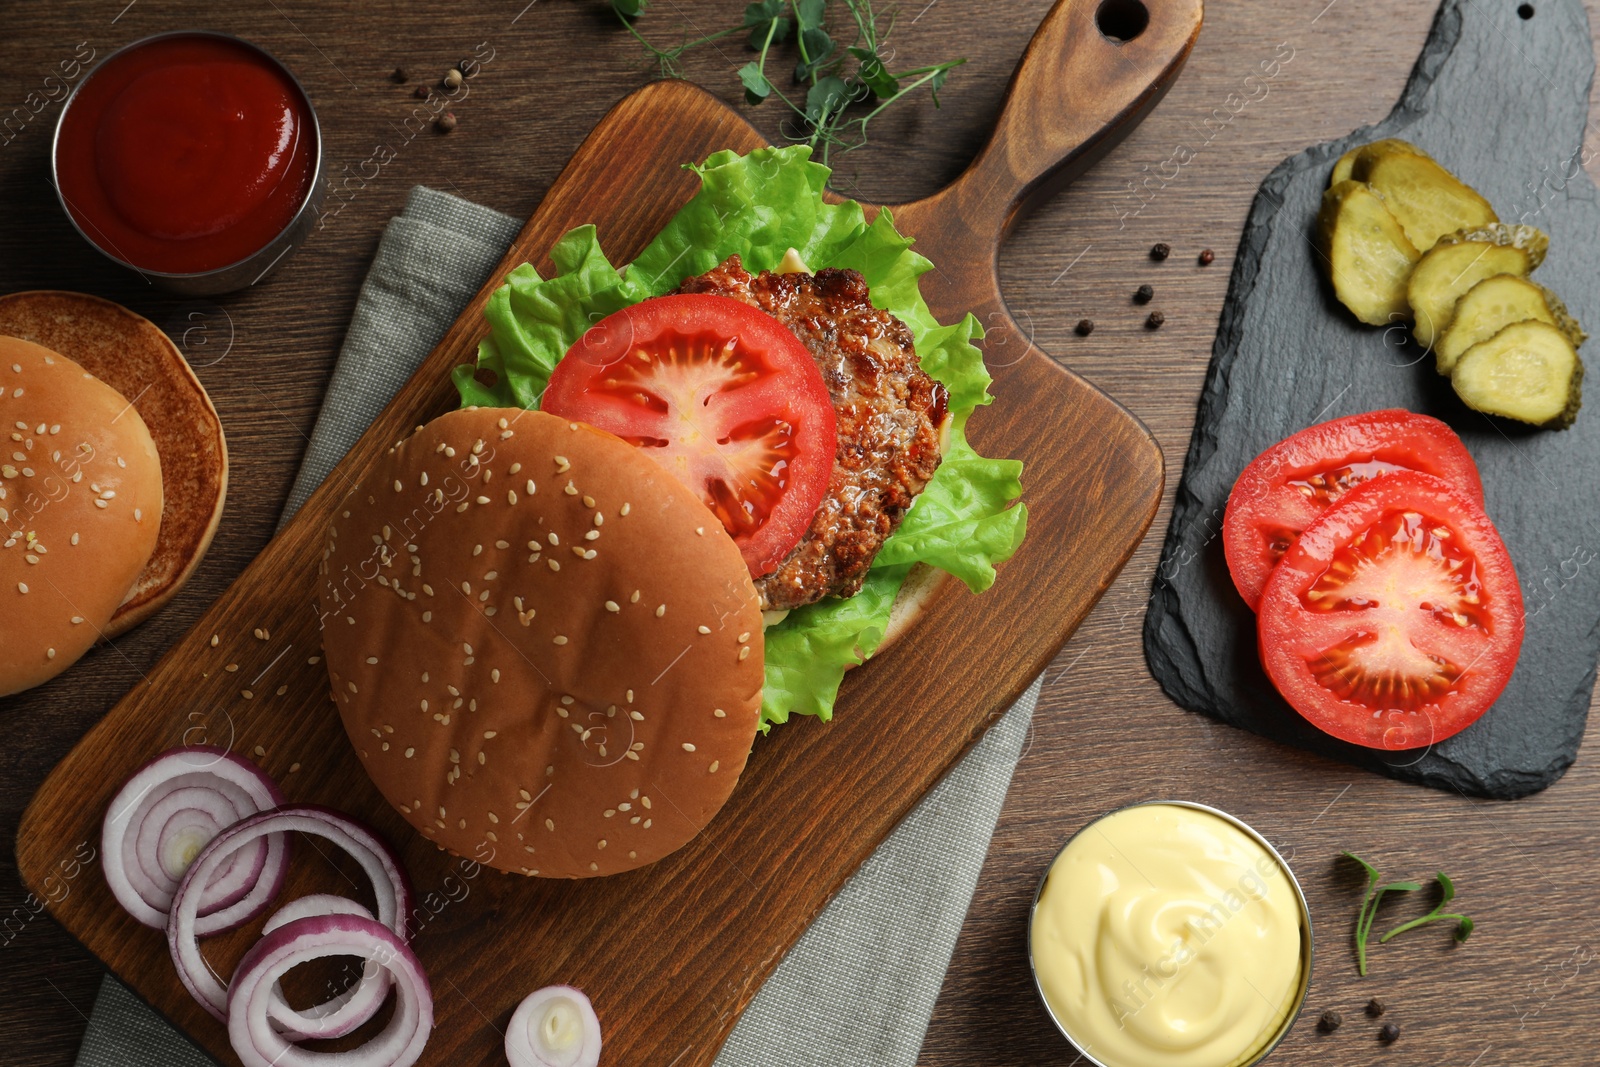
<box><xmin>75</xmin><ymin>186</ymin><xmax>1038</xmax><ymax>1067</ymax></box>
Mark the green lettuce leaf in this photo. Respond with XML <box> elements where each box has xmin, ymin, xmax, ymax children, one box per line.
<box><xmin>455</xmin><ymin>145</ymin><xmax>1027</xmax><ymax>729</ymax></box>
<box><xmin>760</xmin><ymin>564</ymin><xmax>909</xmax><ymax>727</ymax></box>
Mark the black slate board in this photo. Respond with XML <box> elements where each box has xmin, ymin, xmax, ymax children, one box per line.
<box><xmin>1144</xmin><ymin>0</ymin><xmax>1600</xmax><ymax>799</ymax></box>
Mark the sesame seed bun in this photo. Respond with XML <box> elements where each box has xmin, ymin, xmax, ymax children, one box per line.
<box><xmin>318</xmin><ymin>408</ymin><xmax>765</xmax><ymax>878</ymax></box>
<box><xmin>0</xmin><ymin>337</ymin><xmax>163</xmax><ymax>696</ymax></box>
<box><xmin>0</xmin><ymin>291</ymin><xmax>227</xmax><ymax>636</ymax></box>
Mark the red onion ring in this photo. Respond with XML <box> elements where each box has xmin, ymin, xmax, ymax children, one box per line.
<box><xmin>102</xmin><ymin>746</ymin><xmax>287</xmax><ymax>932</ymax></box>
<box><xmin>167</xmin><ymin>805</ymin><xmax>410</xmax><ymax>1022</ymax></box>
<box><xmin>228</xmin><ymin>912</ymin><xmax>432</xmax><ymax>1067</ymax></box>
<box><xmin>260</xmin><ymin>895</ymin><xmax>391</xmax><ymax>1041</ymax></box>
<box><xmin>506</xmin><ymin>985</ymin><xmax>602</xmax><ymax>1067</ymax></box>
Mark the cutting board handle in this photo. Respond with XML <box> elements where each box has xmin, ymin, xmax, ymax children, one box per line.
<box><xmin>895</xmin><ymin>0</ymin><xmax>1202</xmax><ymax>268</ymax></box>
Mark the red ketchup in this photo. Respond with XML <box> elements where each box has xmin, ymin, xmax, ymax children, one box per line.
<box><xmin>55</xmin><ymin>34</ymin><xmax>316</xmax><ymax>275</ymax></box>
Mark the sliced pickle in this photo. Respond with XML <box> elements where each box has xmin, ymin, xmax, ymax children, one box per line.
<box><xmin>1452</xmin><ymin>320</ymin><xmax>1583</xmax><ymax>429</ymax></box>
<box><xmin>1433</xmin><ymin>223</ymin><xmax>1549</xmax><ymax>267</ymax></box>
<box><xmin>1435</xmin><ymin>274</ymin><xmax>1585</xmax><ymax>375</ymax></box>
<box><xmin>1317</xmin><ymin>180</ymin><xmax>1421</xmax><ymax>326</ymax></box>
<box><xmin>1407</xmin><ymin>233</ymin><xmax>1544</xmax><ymax>349</ymax></box>
<box><xmin>1330</xmin><ymin>138</ymin><xmax>1430</xmax><ymax>186</ymax></box>
<box><xmin>1351</xmin><ymin>145</ymin><xmax>1498</xmax><ymax>251</ymax></box>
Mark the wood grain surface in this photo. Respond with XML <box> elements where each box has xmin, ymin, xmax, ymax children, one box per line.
<box><xmin>1</xmin><ymin>2</ymin><xmax>1597</xmax><ymax>1066</ymax></box>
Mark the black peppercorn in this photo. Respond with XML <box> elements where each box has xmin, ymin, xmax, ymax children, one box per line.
<box><xmin>1380</xmin><ymin>1022</ymin><xmax>1400</xmax><ymax>1044</ymax></box>
<box><xmin>1146</xmin><ymin>311</ymin><xmax>1165</xmax><ymax>329</ymax></box>
<box><xmin>1150</xmin><ymin>242</ymin><xmax>1171</xmax><ymax>261</ymax></box>
<box><xmin>1199</xmin><ymin>248</ymin><xmax>1216</xmax><ymax>266</ymax></box>
<box><xmin>459</xmin><ymin>57</ymin><xmax>481</xmax><ymax>78</ymax></box>
<box><xmin>1075</xmin><ymin>318</ymin><xmax>1094</xmax><ymax>337</ymax></box>
<box><xmin>412</xmin><ymin>85</ymin><xmax>429</xmax><ymax>100</ymax></box>
<box><xmin>1317</xmin><ymin>1009</ymin><xmax>1343</xmax><ymax>1033</ymax></box>
<box><xmin>1134</xmin><ymin>284</ymin><xmax>1154</xmax><ymax>304</ymax></box>
<box><xmin>435</xmin><ymin>111</ymin><xmax>458</xmax><ymax>133</ymax></box>
<box><xmin>1366</xmin><ymin>998</ymin><xmax>1386</xmax><ymax>1018</ymax></box>
<box><xmin>391</xmin><ymin>66</ymin><xmax>408</xmax><ymax>84</ymax></box>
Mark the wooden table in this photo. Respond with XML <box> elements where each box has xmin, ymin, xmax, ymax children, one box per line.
<box><xmin>1</xmin><ymin>2</ymin><xmax>1595</xmax><ymax>1064</ymax></box>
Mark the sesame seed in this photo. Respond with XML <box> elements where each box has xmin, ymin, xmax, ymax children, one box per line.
<box><xmin>394</xmin><ymin>479</ymin><xmax>403</xmax><ymax>492</ymax></box>
<box><xmin>276</xmin><ymin>685</ymin><xmax>288</xmax><ymax>696</ymax></box>
<box><xmin>226</xmin><ymin>663</ymin><xmax>239</xmax><ymax>672</ymax></box>
<box><xmin>605</xmin><ymin>600</ymin><xmax>620</xmax><ymax>613</ymax></box>
<box><xmin>547</xmin><ymin>559</ymin><xmax>560</xmax><ymax>571</ymax></box>
<box><xmin>626</xmin><ymin>751</ymin><xmax>640</xmax><ymax>761</ymax></box>
<box><xmin>545</xmin><ymin>818</ymin><xmax>555</xmax><ymax>831</ymax></box>
<box><xmin>507</xmin><ymin>490</ymin><xmax>518</xmax><ymax>505</ymax></box>
<box><xmin>564</xmin><ymin>482</ymin><xmax>577</xmax><ymax>496</ymax></box>
<box><xmin>71</xmin><ymin>616</ymin><xmax>83</xmax><ymax>625</ymax></box>
<box><xmin>630</xmin><ymin>590</ymin><xmax>641</xmax><ymax>603</ymax></box>
<box><xmin>553</xmin><ymin>635</ymin><xmax>568</xmax><ymax>645</ymax></box>
<box><xmin>714</xmin><ymin>708</ymin><xmax>726</xmax><ymax>718</ymax></box>
<box><xmin>655</xmin><ymin>604</ymin><xmax>666</xmax><ymax>617</ymax></box>
<box><xmin>254</xmin><ymin>746</ymin><xmax>266</xmax><ymax>757</ymax></box>
<box><xmin>710</xmin><ymin>761</ymin><xmax>720</xmax><ymax>772</ymax></box>
<box><xmin>739</xmin><ymin>646</ymin><xmax>751</xmax><ymax>661</ymax></box>
<box><xmin>584</xmin><ymin>530</ymin><xmax>599</xmax><ymax>541</ymax></box>
<box><xmin>682</xmin><ymin>743</ymin><xmax>696</xmax><ymax>752</ymax></box>
<box><xmin>583</xmin><ymin>495</ymin><xmax>596</xmax><ymax>508</ymax></box>
<box><xmin>698</xmin><ymin>625</ymin><xmax>711</xmax><ymax>634</ymax></box>
<box><xmin>46</xmin><ymin>647</ymin><xmax>55</xmax><ymax>659</ymax></box>
<box><xmin>739</xmin><ymin>632</ymin><xmax>751</xmax><ymax>643</ymax></box>
<box><xmin>367</xmin><ymin>656</ymin><xmax>379</xmax><ymax>664</ymax></box>
<box><xmin>525</xmin><ymin>479</ymin><xmax>536</xmax><ymax>495</ymax></box>
<box><xmin>423</xmin><ymin>611</ymin><xmax>433</xmax><ymax>622</ymax></box>
<box><xmin>16</xmin><ymin>582</ymin><xmax>26</xmax><ymax>593</ymax></box>
<box><xmin>94</xmin><ymin>499</ymin><xmax>107</xmax><ymax>509</ymax></box>
<box><xmin>476</xmin><ymin>496</ymin><xmax>491</xmax><ymax>505</ymax></box>
<box><xmin>405</xmin><ymin>747</ymin><xmax>415</xmax><ymax>758</ymax></box>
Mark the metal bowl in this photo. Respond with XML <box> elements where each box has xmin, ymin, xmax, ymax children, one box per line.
<box><xmin>1026</xmin><ymin>800</ymin><xmax>1314</xmax><ymax>1067</ymax></box>
<box><xmin>50</xmin><ymin>30</ymin><xmax>325</xmax><ymax>296</ymax></box>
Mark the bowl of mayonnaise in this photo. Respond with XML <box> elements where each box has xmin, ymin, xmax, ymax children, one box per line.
<box><xmin>1027</xmin><ymin>801</ymin><xmax>1313</xmax><ymax>1067</ymax></box>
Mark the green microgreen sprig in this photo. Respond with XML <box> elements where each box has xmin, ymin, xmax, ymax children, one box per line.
<box><xmin>610</xmin><ymin>0</ymin><xmax>965</xmax><ymax>164</ymax></box>
<box><xmin>1344</xmin><ymin>852</ymin><xmax>1474</xmax><ymax>977</ymax></box>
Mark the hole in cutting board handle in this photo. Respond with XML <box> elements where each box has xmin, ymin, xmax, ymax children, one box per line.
<box><xmin>1518</xmin><ymin>3</ymin><xmax>1535</xmax><ymax>18</ymax></box>
<box><xmin>1096</xmin><ymin>0</ymin><xmax>1150</xmax><ymax>42</ymax></box>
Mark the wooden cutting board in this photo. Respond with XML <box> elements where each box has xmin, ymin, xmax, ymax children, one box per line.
<box><xmin>18</xmin><ymin>1</ymin><xmax>1199</xmax><ymax>1063</ymax></box>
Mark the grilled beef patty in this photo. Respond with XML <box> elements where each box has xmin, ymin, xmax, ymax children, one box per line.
<box><xmin>676</xmin><ymin>255</ymin><xmax>945</xmax><ymax>611</ymax></box>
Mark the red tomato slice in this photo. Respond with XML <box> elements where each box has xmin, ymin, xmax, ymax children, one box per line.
<box><xmin>540</xmin><ymin>293</ymin><xmax>837</xmax><ymax>577</ymax></box>
<box><xmin>1257</xmin><ymin>471</ymin><xmax>1523</xmax><ymax>750</ymax></box>
<box><xmin>1223</xmin><ymin>410</ymin><xmax>1484</xmax><ymax>609</ymax></box>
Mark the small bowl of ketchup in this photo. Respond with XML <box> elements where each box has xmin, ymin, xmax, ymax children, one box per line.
<box><xmin>52</xmin><ymin>31</ymin><xmax>324</xmax><ymax>295</ymax></box>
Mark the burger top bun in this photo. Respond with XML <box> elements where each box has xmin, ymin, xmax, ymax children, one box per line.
<box><xmin>319</xmin><ymin>408</ymin><xmax>765</xmax><ymax>878</ymax></box>
<box><xmin>0</xmin><ymin>291</ymin><xmax>227</xmax><ymax>636</ymax></box>
<box><xmin>0</xmin><ymin>337</ymin><xmax>163</xmax><ymax>696</ymax></box>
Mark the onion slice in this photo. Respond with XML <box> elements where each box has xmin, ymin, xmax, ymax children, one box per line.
<box><xmin>228</xmin><ymin>913</ymin><xmax>432</xmax><ymax>1067</ymax></box>
<box><xmin>506</xmin><ymin>985</ymin><xmax>602</xmax><ymax>1067</ymax></box>
<box><xmin>260</xmin><ymin>895</ymin><xmax>392</xmax><ymax>1041</ymax></box>
<box><xmin>102</xmin><ymin>746</ymin><xmax>288</xmax><ymax>932</ymax></box>
<box><xmin>167</xmin><ymin>805</ymin><xmax>411</xmax><ymax>1021</ymax></box>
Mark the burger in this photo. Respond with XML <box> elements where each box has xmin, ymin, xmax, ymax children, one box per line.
<box><xmin>320</xmin><ymin>145</ymin><xmax>1026</xmax><ymax>877</ymax></box>
<box><xmin>0</xmin><ymin>293</ymin><xmax>226</xmax><ymax>696</ymax></box>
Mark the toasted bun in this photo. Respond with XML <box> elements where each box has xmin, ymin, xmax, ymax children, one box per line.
<box><xmin>319</xmin><ymin>409</ymin><xmax>765</xmax><ymax>878</ymax></box>
<box><xmin>1</xmin><ymin>338</ymin><xmax>163</xmax><ymax>696</ymax></box>
<box><xmin>877</xmin><ymin>562</ymin><xmax>950</xmax><ymax>655</ymax></box>
<box><xmin>0</xmin><ymin>291</ymin><xmax>226</xmax><ymax>635</ymax></box>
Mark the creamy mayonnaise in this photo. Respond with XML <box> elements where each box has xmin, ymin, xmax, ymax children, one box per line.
<box><xmin>1030</xmin><ymin>803</ymin><xmax>1307</xmax><ymax>1067</ymax></box>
